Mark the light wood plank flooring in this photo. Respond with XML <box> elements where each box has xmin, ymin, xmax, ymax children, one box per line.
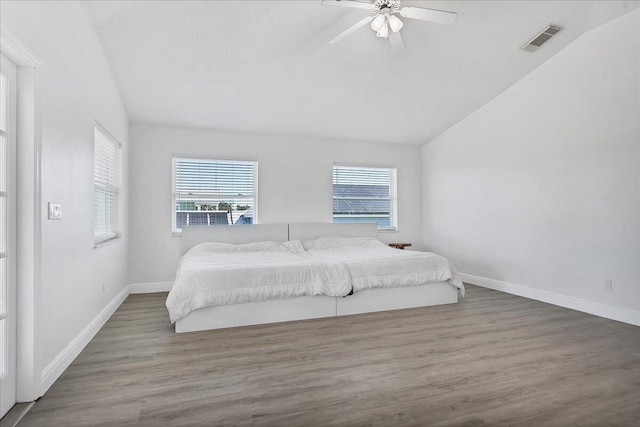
<box><xmin>16</xmin><ymin>285</ymin><xmax>640</xmax><ymax>426</ymax></box>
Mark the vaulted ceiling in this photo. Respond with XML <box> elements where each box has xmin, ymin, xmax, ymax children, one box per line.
<box><xmin>82</xmin><ymin>1</ymin><xmax>637</xmax><ymax>145</ymax></box>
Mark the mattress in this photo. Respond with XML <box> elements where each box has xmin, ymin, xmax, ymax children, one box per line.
<box><xmin>166</xmin><ymin>240</ymin><xmax>351</xmax><ymax>323</ymax></box>
<box><xmin>301</xmin><ymin>236</ymin><xmax>465</xmax><ymax>295</ymax></box>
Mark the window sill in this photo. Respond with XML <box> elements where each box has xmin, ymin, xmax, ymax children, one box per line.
<box><xmin>377</xmin><ymin>228</ymin><xmax>398</xmax><ymax>233</ymax></box>
<box><xmin>94</xmin><ymin>233</ymin><xmax>120</xmax><ymax>248</ymax></box>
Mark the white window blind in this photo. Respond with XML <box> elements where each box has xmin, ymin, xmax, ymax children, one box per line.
<box><xmin>333</xmin><ymin>165</ymin><xmax>397</xmax><ymax>230</ymax></box>
<box><xmin>173</xmin><ymin>158</ymin><xmax>257</xmax><ymax>232</ymax></box>
<box><xmin>94</xmin><ymin>126</ymin><xmax>121</xmax><ymax>245</ymax></box>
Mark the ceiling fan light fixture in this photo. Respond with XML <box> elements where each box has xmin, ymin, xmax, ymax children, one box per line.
<box><xmin>371</xmin><ymin>14</ymin><xmax>386</xmax><ymax>32</ymax></box>
<box><xmin>387</xmin><ymin>15</ymin><xmax>403</xmax><ymax>32</ymax></box>
<box><xmin>376</xmin><ymin>20</ymin><xmax>389</xmax><ymax>38</ymax></box>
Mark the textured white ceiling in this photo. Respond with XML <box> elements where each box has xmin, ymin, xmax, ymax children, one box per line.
<box><xmin>82</xmin><ymin>1</ymin><xmax>638</xmax><ymax>145</ymax></box>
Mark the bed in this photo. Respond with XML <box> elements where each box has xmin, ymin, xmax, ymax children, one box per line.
<box><xmin>170</xmin><ymin>224</ymin><xmax>346</xmax><ymax>332</ymax></box>
<box><xmin>170</xmin><ymin>222</ymin><xmax>463</xmax><ymax>333</ymax></box>
<box><xmin>289</xmin><ymin>223</ymin><xmax>463</xmax><ymax>316</ymax></box>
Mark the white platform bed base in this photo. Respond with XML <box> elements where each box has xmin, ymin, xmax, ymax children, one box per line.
<box><xmin>175</xmin><ymin>284</ymin><xmax>457</xmax><ymax>333</ymax></box>
<box><xmin>175</xmin><ymin>295</ymin><xmax>337</xmax><ymax>333</ymax></box>
<box><xmin>175</xmin><ymin>223</ymin><xmax>459</xmax><ymax>333</ymax></box>
<box><xmin>337</xmin><ymin>282</ymin><xmax>457</xmax><ymax>316</ymax></box>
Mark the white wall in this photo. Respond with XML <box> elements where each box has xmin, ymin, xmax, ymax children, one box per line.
<box><xmin>1</xmin><ymin>2</ymin><xmax>129</xmax><ymax>375</ymax></box>
<box><xmin>422</xmin><ymin>11</ymin><xmax>640</xmax><ymax>314</ymax></box>
<box><xmin>129</xmin><ymin>125</ymin><xmax>422</xmax><ymax>284</ymax></box>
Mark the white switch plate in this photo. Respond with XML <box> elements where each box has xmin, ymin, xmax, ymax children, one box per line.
<box><xmin>48</xmin><ymin>202</ymin><xmax>62</xmax><ymax>220</ymax></box>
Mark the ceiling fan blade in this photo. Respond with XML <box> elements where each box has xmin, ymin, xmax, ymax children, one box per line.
<box><xmin>389</xmin><ymin>30</ymin><xmax>404</xmax><ymax>51</ymax></box>
<box><xmin>400</xmin><ymin>7</ymin><xmax>457</xmax><ymax>25</ymax></box>
<box><xmin>329</xmin><ymin>16</ymin><xmax>374</xmax><ymax>45</ymax></box>
<box><xmin>321</xmin><ymin>0</ymin><xmax>374</xmax><ymax>10</ymax></box>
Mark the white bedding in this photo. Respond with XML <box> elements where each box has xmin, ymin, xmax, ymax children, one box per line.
<box><xmin>301</xmin><ymin>237</ymin><xmax>465</xmax><ymax>295</ymax></box>
<box><xmin>166</xmin><ymin>241</ymin><xmax>351</xmax><ymax>323</ymax></box>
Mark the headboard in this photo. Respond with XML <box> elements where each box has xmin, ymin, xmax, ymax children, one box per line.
<box><xmin>180</xmin><ymin>224</ymin><xmax>288</xmax><ymax>254</ymax></box>
<box><xmin>180</xmin><ymin>223</ymin><xmax>378</xmax><ymax>254</ymax></box>
<box><xmin>288</xmin><ymin>222</ymin><xmax>377</xmax><ymax>241</ymax></box>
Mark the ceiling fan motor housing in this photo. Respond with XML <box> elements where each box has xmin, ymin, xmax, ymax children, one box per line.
<box><xmin>374</xmin><ymin>0</ymin><xmax>401</xmax><ymax>14</ymax></box>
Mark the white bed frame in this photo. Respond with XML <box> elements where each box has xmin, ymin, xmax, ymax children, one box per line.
<box><xmin>175</xmin><ymin>296</ymin><xmax>337</xmax><ymax>333</ymax></box>
<box><xmin>175</xmin><ymin>223</ymin><xmax>458</xmax><ymax>333</ymax></box>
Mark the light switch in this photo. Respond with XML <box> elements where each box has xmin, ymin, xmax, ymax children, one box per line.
<box><xmin>48</xmin><ymin>202</ymin><xmax>62</xmax><ymax>220</ymax></box>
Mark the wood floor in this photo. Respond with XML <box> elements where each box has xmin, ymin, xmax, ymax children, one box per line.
<box><xmin>17</xmin><ymin>285</ymin><xmax>640</xmax><ymax>426</ymax></box>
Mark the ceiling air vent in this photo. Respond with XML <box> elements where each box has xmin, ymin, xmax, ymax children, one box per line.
<box><xmin>521</xmin><ymin>24</ymin><xmax>563</xmax><ymax>52</ymax></box>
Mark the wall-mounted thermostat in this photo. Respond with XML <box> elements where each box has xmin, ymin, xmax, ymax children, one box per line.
<box><xmin>48</xmin><ymin>202</ymin><xmax>62</xmax><ymax>220</ymax></box>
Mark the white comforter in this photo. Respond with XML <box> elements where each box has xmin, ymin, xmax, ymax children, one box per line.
<box><xmin>302</xmin><ymin>237</ymin><xmax>465</xmax><ymax>295</ymax></box>
<box><xmin>166</xmin><ymin>241</ymin><xmax>351</xmax><ymax>323</ymax></box>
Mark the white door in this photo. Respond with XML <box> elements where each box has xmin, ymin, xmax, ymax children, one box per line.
<box><xmin>0</xmin><ymin>53</ymin><xmax>17</xmax><ymax>418</ymax></box>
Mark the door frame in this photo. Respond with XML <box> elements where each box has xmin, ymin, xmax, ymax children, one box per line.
<box><xmin>1</xmin><ymin>48</ymin><xmax>18</xmax><ymax>419</ymax></box>
<box><xmin>1</xmin><ymin>23</ymin><xmax>42</xmax><ymax>402</ymax></box>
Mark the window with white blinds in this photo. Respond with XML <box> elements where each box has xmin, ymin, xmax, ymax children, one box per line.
<box><xmin>333</xmin><ymin>165</ymin><xmax>397</xmax><ymax>230</ymax></box>
<box><xmin>172</xmin><ymin>157</ymin><xmax>257</xmax><ymax>232</ymax></box>
<box><xmin>94</xmin><ymin>125</ymin><xmax>121</xmax><ymax>245</ymax></box>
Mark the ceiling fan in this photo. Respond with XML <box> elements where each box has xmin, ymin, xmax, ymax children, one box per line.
<box><xmin>322</xmin><ymin>0</ymin><xmax>457</xmax><ymax>50</ymax></box>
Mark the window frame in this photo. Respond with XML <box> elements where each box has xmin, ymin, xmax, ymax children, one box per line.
<box><xmin>332</xmin><ymin>163</ymin><xmax>398</xmax><ymax>231</ymax></box>
<box><xmin>93</xmin><ymin>123</ymin><xmax>122</xmax><ymax>247</ymax></box>
<box><xmin>171</xmin><ymin>155</ymin><xmax>259</xmax><ymax>234</ymax></box>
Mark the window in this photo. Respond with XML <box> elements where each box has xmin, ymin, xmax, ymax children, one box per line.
<box><xmin>172</xmin><ymin>157</ymin><xmax>257</xmax><ymax>232</ymax></box>
<box><xmin>94</xmin><ymin>125</ymin><xmax>121</xmax><ymax>245</ymax></box>
<box><xmin>333</xmin><ymin>164</ymin><xmax>397</xmax><ymax>230</ymax></box>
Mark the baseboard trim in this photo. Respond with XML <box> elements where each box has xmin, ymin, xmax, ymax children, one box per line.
<box><xmin>39</xmin><ymin>281</ymin><xmax>173</xmax><ymax>395</ymax></box>
<box><xmin>40</xmin><ymin>286</ymin><xmax>129</xmax><ymax>394</ymax></box>
<box><xmin>129</xmin><ymin>281</ymin><xmax>172</xmax><ymax>294</ymax></box>
<box><xmin>460</xmin><ymin>273</ymin><xmax>640</xmax><ymax>327</ymax></box>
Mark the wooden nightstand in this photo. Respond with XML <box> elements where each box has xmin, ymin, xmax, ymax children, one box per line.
<box><xmin>389</xmin><ymin>243</ymin><xmax>412</xmax><ymax>250</ymax></box>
